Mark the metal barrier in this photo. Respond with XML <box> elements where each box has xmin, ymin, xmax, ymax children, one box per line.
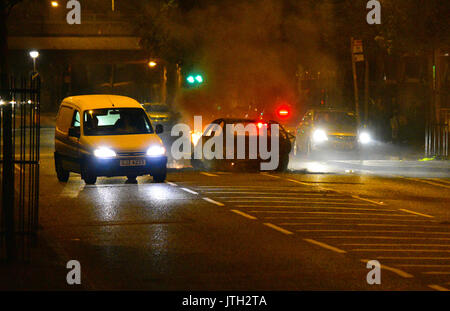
<box><xmin>425</xmin><ymin>123</ymin><xmax>449</xmax><ymax>159</ymax></box>
<box><xmin>0</xmin><ymin>75</ymin><xmax>40</xmax><ymax>261</ymax></box>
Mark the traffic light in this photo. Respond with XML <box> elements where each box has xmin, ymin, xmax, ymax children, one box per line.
<box><xmin>277</xmin><ymin>107</ymin><xmax>290</xmax><ymax>118</ymax></box>
<box><xmin>186</xmin><ymin>74</ymin><xmax>204</xmax><ymax>85</ymax></box>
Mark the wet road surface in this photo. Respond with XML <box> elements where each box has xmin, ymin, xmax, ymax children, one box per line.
<box><xmin>3</xmin><ymin>129</ymin><xmax>450</xmax><ymax>290</ymax></box>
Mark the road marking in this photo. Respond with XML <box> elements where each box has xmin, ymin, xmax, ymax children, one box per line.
<box><xmin>218</xmin><ymin>197</ymin><xmax>354</xmax><ymax>201</ymax></box>
<box><xmin>166</xmin><ymin>181</ymin><xmax>178</xmax><ymax>187</ymax></box>
<box><xmin>180</xmin><ymin>187</ymin><xmax>198</xmax><ymax>195</ymax></box>
<box><xmin>428</xmin><ymin>285</ymin><xmax>449</xmax><ymax>291</ymax></box>
<box><xmin>399</xmin><ymin>209</ymin><xmax>434</xmax><ymax>218</ymax></box>
<box><xmin>248</xmin><ymin>211</ymin><xmax>412</xmax><ymax>217</ymax></box>
<box><xmin>263</xmin><ymin>216</ymin><xmax>435</xmax><ymax>222</ymax></box>
<box><xmin>286</xmin><ymin>178</ymin><xmax>312</xmax><ymax>186</ymax></box>
<box><xmin>263</xmin><ymin>223</ymin><xmax>293</xmax><ymax>235</ymax></box>
<box><xmin>360</xmin><ymin>259</ymin><xmax>413</xmax><ymax>278</ymax></box>
<box><xmin>304</xmin><ymin>239</ymin><xmax>347</xmax><ymax>254</ymax></box>
<box><xmin>313</xmin><ymin>229</ymin><xmax>450</xmax><ymax>235</ymax></box>
<box><xmin>230</xmin><ymin>209</ymin><xmax>257</xmax><ymax>220</ymax></box>
<box><xmin>377</xmin><ymin>256</ymin><xmax>450</xmax><ymax>260</ymax></box>
<box><xmin>423</xmin><ymin>272</ymin><xmax>450</xmax><ymax>275</ymax></box>
<box><xmin>431</xmin><ymin>178</ymin><xmax>450</xmax><ymax>185</ymax></box>
<box><xmin>326</xmin><ymin>236</ymin><xmax>450</xmax><ymax>241</ymax></box>
<box><xmin>397</xmin><ymin>264</ymin><xmax>450</xmax><ymax>267</ymax></box>
<box><xmin>352</xmin><ymin>249</ymin><xmax>450</xmax><ymax>253</ymax></box>
<box><xmin>261</xmin><ymin>172</ymin><xmax>281</xmax><ymax>179</ymax></box>
<box><xmin>227</xmin><ymin>200</ymin><xmax>373</xmax><ymax>206</ymax></box>
<box><xmin>408</xmin><ymin>178</ymin><xmax>450</xmax><ymax>189</ymax></box>
<box><xmin>202</xmin><ymin>197</ymin><xmax>225</xmax><ymax>206</ymax></box>
<box><xmin>277</xmin><ymin>175</ymin><xmax>388</xmax><ymax>206</ymax></box>
<box><xmin>205</xmin><ymin>191</ymin><xmax>335</xmax><ymax>195</ymax></box>
<box><xmin>200</xmin><ymin>172</ymin><xmax>219</xmax><ymax>177</ymax></box>
<box><xmin>342</xmin><ymin>244</ymin><xmax>450</xmax><ymax>247</ymax></box>
<box><xmin>351</xmin><ymin>195</ymin><xmax>384</xmax><ymax>206</ymax></box>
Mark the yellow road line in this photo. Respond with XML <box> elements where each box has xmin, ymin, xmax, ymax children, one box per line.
<box><xmin>263</xmin><ymin>223</ymin><xmax>293</xmax><ymax>235</ymax></box>
<box><xmin>399</xmin><ymin>209</ymin><xmax>434</xmax><ymax>218</ymax></box>
<box><xmin>304</xmin><ymin>238</ymin><xmax>347</xmax><ymax>254</ymax></box>
<box><xmin>360</xmin><ymin>259</ymin><xmax>413</xmax><ymax>278</ymax></box>
<box><xmin>230</xmin><ymin>209</ymin><xmax>257</xmax><ymax>220</ymax></box>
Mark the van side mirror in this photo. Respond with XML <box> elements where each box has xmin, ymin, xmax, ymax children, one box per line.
<box><xmin>68</xmin><ymin>127</ymin><xmax>80</xmax><ymax>138</ymax></box>
<box><xmin>155</xmin><ymin>124</ymin><xmax>163</xmax><ymax>134</ymax></box>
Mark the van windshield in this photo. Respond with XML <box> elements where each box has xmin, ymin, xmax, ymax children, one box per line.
<box><xmin>83</xmin><ymin>108</ymin><xmax>153</xmax><ymax>136</ymax></box>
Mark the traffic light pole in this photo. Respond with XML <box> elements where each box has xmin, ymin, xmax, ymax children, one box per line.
<box><xmin>351</xmin><ymin>38</ymin><xmax>360</xmax><ymax>127</ymax></box>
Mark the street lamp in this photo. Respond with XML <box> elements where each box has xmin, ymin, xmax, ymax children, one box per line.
<box><xmin>148</xmin><ymin>61</ymin><xmax>157</xmax><ymax>68</ymax></box>
<box><xmin>51</xmin><ymin>1</ymin><xmax>59</xmax><ymax>7</ymax></box>
<box><xmin>29</xmin><ymin>50</ymin><xmax>39</xmax><ymax>73</ymax></box>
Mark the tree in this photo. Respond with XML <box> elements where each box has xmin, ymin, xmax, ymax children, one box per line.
<box><xmin>0</xmin><ymin>0</ymin><xmax>22</xmax><ymax>75</ymax></box>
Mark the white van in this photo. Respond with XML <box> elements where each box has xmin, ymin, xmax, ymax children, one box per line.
<box><xmin>54</xmin><ymin>95</ymin><xmax>167</xmax><ymax>184</ymax></box>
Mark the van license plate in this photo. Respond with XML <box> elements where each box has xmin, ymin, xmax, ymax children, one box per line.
<box><xmin>120</xmin><ymin>159</ymin><xmax>145</xmax><ymax>167</ymax></box>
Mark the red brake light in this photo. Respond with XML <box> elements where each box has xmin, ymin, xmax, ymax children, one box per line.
<box><xmin>278</xmin><ymin>109</ymin><xmax>289</xmax><ymax>117</ymax></box>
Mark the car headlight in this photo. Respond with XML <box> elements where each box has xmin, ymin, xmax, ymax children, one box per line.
<box><xmin>94</xmin><ymin>147</ymin><xmax>116</xmax><ymax>158</ymax></box>
<box><xmin>312</xmin><ymin>129</ymin><xmax>328</xmax><ymax>143</ymax></box>
<box><xmin>147</xmin><ymin>145</ymin><xmax>166</xmax><ymax>156</ymax></box>
<box><xmin>359</xmin><ymin>132</ymin><xmax>372</xmax><ymax>144</ymax></box>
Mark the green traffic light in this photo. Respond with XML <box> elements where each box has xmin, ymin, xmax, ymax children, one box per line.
<box><xmin>195</xmin><ymin>75</ymin><xmax>203</xmax><ymax>83</ymax></box>
<box><xmin>187</xmin><ymin>76</ymin><xmax>195</xmax><ymax>84</ymax></box>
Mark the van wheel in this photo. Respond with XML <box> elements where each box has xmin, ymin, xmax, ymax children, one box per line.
<box><xmin>55</xmin><ymin>154</ymin><xmax>70</xmax><ymax>182</ymax></box>
<box><xmin>81</xmin><ymin>162</ymin><xmax>97</xmax><ymax>185</ymax></box>
<box><xmin>153</xmin><ymin>169</ymin><xmax>167</xmax><ymax>183</ymax></box>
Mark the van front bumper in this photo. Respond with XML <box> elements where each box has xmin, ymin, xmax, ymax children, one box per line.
<box><xmin>86</xmin><ymin>156</ymin><xmax>167</xmax><ymax>177</ymax></box>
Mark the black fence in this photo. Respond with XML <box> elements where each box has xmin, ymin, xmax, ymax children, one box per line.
<box><xmin>0</xmin><ymin>75</ymin><xmax>40</xmax><ymax>261</ymax></box>
<box><xmin>425</xmin><ymin>124</ymin><xmax>449</xmax><ymax>159</ymax></box>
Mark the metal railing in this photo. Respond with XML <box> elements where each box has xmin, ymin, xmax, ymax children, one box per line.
<box><xmin>0</xmin><ymin>75</ymin><xmax>41</xmax><ymax>261</ymax></box>
<box><xmin>425</xmin><ymin>123</ymin><xmax>449</xmax><ymax>159</ymax></box>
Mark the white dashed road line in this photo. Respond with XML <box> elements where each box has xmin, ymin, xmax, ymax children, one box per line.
<box><xmin>230</xmin><ymin>209</ymin><xmax>257</xmax><ymax>220</ymax></box>
<box><xmin>399</xmin><ymin>209</ymin><xmax>434</xmax><ymax>218</ymax></box>
<box><xmin>304</xmin><ymin>238</ymin><xmax>347</xmax><ymax>254</ymax></box>
<box><xmin>180</xmin><ymin>187</ymin><xmax>198</xmax><ymax>195</ymax></box>
<box><xmin>202</xmin><ymin>197</ymin><xmax>225</xmax><ymax>206</ymax></box>
<box><xmin>263</xmin><ymin>223</ymin><xmax>294</xmax><ymax>235</ymax></box>
<box><xmin>200</xmin><ymin>172</ymin><xmax>219</xmax><ymax>177</ymax></box>
<box><xmin>360</xmin><ymin>259</ymin><xmax>413</xmax><ymax>278</ymax></box>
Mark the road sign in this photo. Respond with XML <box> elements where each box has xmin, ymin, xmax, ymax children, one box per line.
<box><xmin>354</xmin><ymin>54</ymin><xmax>364</xmax><ymax>62</ymax></box>
<box><xmin>352</xmin><ymin>39</ymin><xmax>363</xmax><ymax>54</ymax></box>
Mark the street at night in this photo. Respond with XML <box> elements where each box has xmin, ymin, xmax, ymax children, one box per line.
<box><xmin>1</xmin><ymin>0</ymin><xmax>450</xmax><ymax>305</ymax></box>
<box><xmin>1</xmin><ymin>128</ymin><xmax>448</xmax><ymax>291</ymax></box>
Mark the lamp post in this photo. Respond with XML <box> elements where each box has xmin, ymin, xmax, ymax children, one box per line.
<box><xmin>29</xmin><ymin>50</ymin><xmax>39</xmax><ymax>73</ymax></box>
<box><xmin>148</xmin><ymin>60</ymin><xmax>167</xmax><ymax>105</ymax></box>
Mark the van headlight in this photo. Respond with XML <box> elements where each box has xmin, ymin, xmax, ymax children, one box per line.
<box><xmin>359</xmin><ymin>132</ymin><xmax>372</xmax><ymax>144</ymax></box>
<box><xmin>147</xmin><ymin>145</ymin><xmax>166</xmax><ymax>156</ymax></box>
<box><xmin>94</xmin><ymin>147</ymin><xmax>116</xmax><ymax>158</ymax></box>
<box><xmin>312</xmin><ymin>129</ymin><xmax>328</xmax><ymax>143</ymax></box>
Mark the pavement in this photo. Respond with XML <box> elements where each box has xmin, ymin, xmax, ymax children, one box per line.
<box><xmin>1</xmin><ymin>128</ymin><xmax>450</xmax><ymax>291</ymax></box>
